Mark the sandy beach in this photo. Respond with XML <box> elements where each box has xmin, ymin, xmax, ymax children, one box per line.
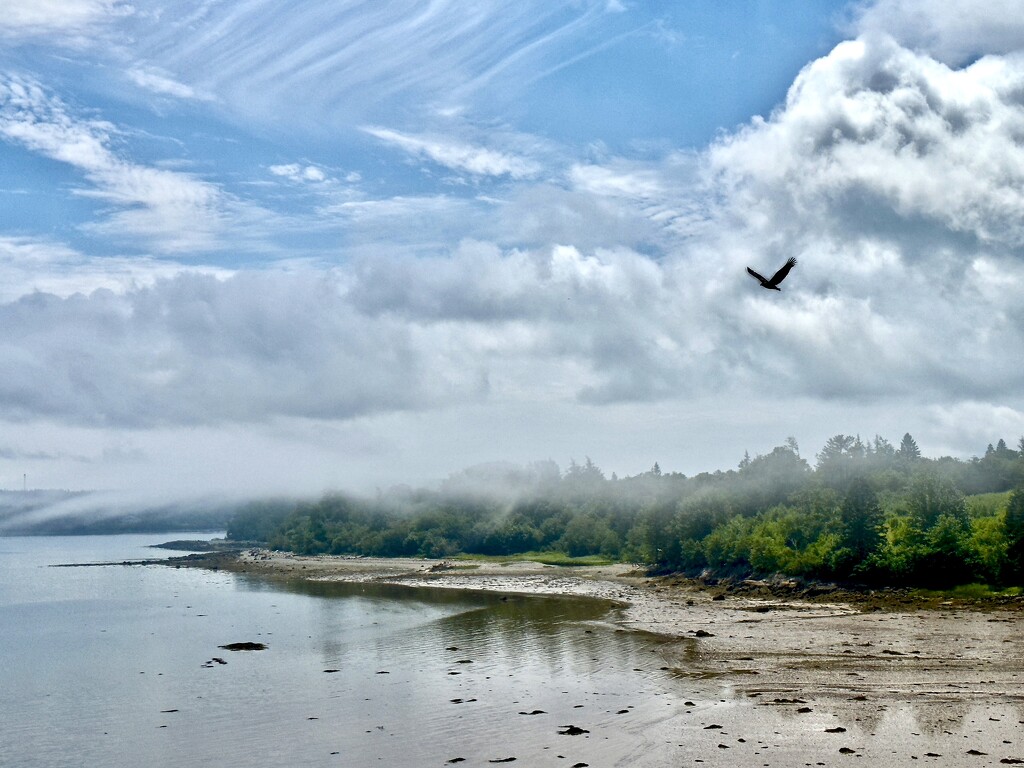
<box><xmin>179</xmin><ymin>549</ymin><xmax>1024</xmax><ymax>766</ymax></box>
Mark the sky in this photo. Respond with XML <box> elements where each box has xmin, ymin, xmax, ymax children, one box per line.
<box><xmin>2</xmin><ymin>0</ymin><xmax>1024</xmax><ymax>501</ymax></box>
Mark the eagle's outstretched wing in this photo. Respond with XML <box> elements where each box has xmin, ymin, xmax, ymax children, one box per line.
<box><xmin>746</xmin><ymin>266</ymin><xmax>768</xmax><ymax>283</ymax></box>
<box><xmin>768</xmin><ymin>257</ymin><xmax>797</xmax><ymax>287</ymax></box>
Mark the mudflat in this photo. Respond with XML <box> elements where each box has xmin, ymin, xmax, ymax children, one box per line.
<box><xmin>180</xmin><ymin>550</ymin><xmax>1024</xmax><ymax>766</ymax></box>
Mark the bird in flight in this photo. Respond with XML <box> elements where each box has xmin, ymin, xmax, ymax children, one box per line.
<box><xmin>747</xmin><ymin>257</ymin><xmax>796</xmax><ymax>291</ymax></box>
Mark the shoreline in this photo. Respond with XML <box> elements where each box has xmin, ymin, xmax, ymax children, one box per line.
<box><xmin>173</xmin><ymin>549</ymin><xmax>1024</xmax><ymax>696</ymax></box>
<box><xmin>168</xmin><ymin>548</ymin><xmax>1024</xmax><ymax>764</ymax></box>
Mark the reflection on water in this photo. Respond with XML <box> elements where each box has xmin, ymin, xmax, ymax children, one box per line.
<box><xmin>4</xmin><ymin>536</ymin><xmax>1023</xmax><ymax>768</ymax></box>
<box><xmin>0</xmin><ymin>537</ymin><xmax>682</xmax><ymax>768</ymax></box>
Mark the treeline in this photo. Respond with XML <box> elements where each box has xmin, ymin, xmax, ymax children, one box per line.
<box><xmin>227</xmin><ymin>434</ymin><xmax>1024</xmax><ymax>588</ymax></box>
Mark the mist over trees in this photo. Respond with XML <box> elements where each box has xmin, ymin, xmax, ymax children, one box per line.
<box><xmin>229</xmin><ymin>434</ymin><xmax>1024</xmax><ymax>589</ymax></box>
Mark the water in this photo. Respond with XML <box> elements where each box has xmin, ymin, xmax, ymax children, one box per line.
<box><xmin>0</xmin><ymin>535</ymin><xmax>688</xmax><ymax>768</ymax></box>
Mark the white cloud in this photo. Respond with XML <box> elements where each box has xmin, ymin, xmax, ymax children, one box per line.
<box><xmin>127</xmin><ymin>1</ymin><xmax>618</xmax><ymax>128</ymax></box>
<box><xmin>569</xmin><ymin>163</ymin><xmax>664</xmax><ymax>199</ymax></box>
<box><xmin>708</xmin><ymin>34</ymin><xmax>1024</xmax><ymax>250</ymax></box>
<box><xmin>0</xmin><ymin>74</ymin><xmax>228</xmax><ymax>252</ymax></box>
<box><xmin>0</xmin><ymin>236</ymin><xmax>229</xmax><ymax>302</ymax></box>
<box><xmin>127</xmin><ymin>67</ymin><xmax>208</xmax><ymax>100</ymax></box>
<box><xmin>855</xmin><ymin>0</ymin><xmax>1024</xmax><ymax>66</ymax></box>
<box><xmin>0</xmin><ymin>0</ymin><xmax>131</xmax><ymax>40</ymax></box>
<box><xmin>269</xmin><ymin>163</ymin><xmax>329</xmax><ymax>184</ymax></box>
<box><xmin>0</xmin><ymin>270</ymin><xmax>482</xmax><ymax>427</ymax></box>
<box><xmin>674</xmin><ymin>29</ymin><xmax>1024</xmax><ymax>408</ymax></box>
<box><xmin>364</xmin><ymin>126</ymin><xmax>542</xmax><ymax>179</ymax></box>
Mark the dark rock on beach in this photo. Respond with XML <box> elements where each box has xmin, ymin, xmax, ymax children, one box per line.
<box><xmin>218</xmin><ymin>642</ymin><xmax>267</xmax><ymax>651</ymax></box>
<box><xmin>558</xmin><ymin>725</ymin><xmax>589</xmax><ymax>736</ymax></box>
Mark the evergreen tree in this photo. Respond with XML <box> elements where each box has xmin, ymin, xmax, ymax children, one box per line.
<box><xmin>839</xmin><ymin>477</ymin><xmax>882</xmax><ymax>565</ymax></box>
<box><xmin>816</xmin><ymin>434</ymin><xmax>860</xmax><ymax>488</ymax></box>
<box><xmin>897</xmin><ymin>433</ymin><xmax>921</xmax><ymax>463</ymax></box>
<box><xmin>1005</xmin><ymin>488</ymin><xmax>1024</xmax><ymax>582</ymax></box>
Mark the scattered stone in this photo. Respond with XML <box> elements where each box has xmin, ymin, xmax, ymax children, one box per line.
<box><xmin>558</xmin><ymin>725</ymin><xmax>590</xmax><ymax>736</ymax></box>
<box><xmin>694</xmin><ymin>630</ymin><xmax>715</xmax><ymax>638</ymax></box>
<box><xmin>1000</xmin><ymin>759</ymin><xmax>1024</xmax><ymax>764</ymax></box>
<box><xmin>924</xmin><ymin>753</ymin><xmax>941</xmax><ymax>757</ymax></box>
<box><xmin>717</xmin><ymin>744</ymin><xmax>729</xmax><ymax>749</ymax></box>
<box><xmin>704</xmin><ymin>724</ymin><xmax>723</xmax><ymax>730</ymax></box>
<box><xmin>570</xmin><ymin>763</ymin><xmax>589</xmax><ymax>768</ymax></box>
<box><xmin>616</xmin><ymin>709</ymin><xmax>629</xmax><ymax>714</ymax></box>
<box><xmin>825</xmin><ymin>727</ymin><xmax>847</xmax><ymax>733</ymax></box>
<box><xmin>218</xmin><ymin>638</ymin><xmax>266</xmax><ymax>651</ymax></box>
<box><xmin>797</xmin><ymin>707</ymin><xmax>813</xmax><ymax>713</ymax></box>
<box><xmin>323</xmin><ymin>669</ymin><xmax>340</xmax><ymax>673</ymax></box>
<box><xmin>376</xmin><ymin>671</ymin><xmax>390</xmax><ymax>674</ymax></box>
<box><xmin>446</xmin><ymin>759</ymin><xmax>465</xmax><ymax>764</ymax></box>
<box><xmin>967</xmin><ymin>750</ymin><xmax>988</xmax><ymax>756</ymax></box>
<box><xmin>488</xmin><ymin>758</ymin><xmax>516</xmax><ymax>763</ymax></box>
<box><xmin>839</xmin><ymin>747</ymin><xmax>856</xmax><ymax>754</ymax></box>
<box><xmin>160</xmin><ymin>709</ymin><xmax>179</xmax><ymax>713</ymax></box>
<box><xmin>518</xmin><ymin>710</ymin><xmax>546</xmax><ymax>715</ymax></box>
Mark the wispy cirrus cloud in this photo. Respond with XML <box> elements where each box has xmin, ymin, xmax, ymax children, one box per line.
<box><xmin>0</xmin><ymin>74</ymin><xmax>228</xmax><ymax>252</ymax></box>
<box><xmin>128</xmin><ymin>0</ymin><xmax>627</xmax><ymax>126</ymax></box>
<box><xmin>126</xmin><ymin>67</ymin><xmax>210</xmax><ymax>101</ymax></box>
<box><xmin>364</xmin><ymin>126</ymin><xmax>543</xmax><ymax>179</ymax></box>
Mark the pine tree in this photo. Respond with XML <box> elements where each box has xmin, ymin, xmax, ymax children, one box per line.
<box><xmin>897</xmin><ymin>433</ymin><xmax>921</xmax><ymax>462</ymax></box>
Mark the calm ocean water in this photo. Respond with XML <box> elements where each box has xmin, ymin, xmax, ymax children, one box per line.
<box><xmin>0</xmin><ymin>535</ymin><xmax>692</xmax><ymax>768</ymax></box>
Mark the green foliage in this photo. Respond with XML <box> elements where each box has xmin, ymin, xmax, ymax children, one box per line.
<box><xmin>226</xmin><ymin>435</ymin><xmax>1024</xmax><ymax>589</ymax></box>
<box><xmin>1004</xmin><ymin>487</ymin><xmax>1024</xmax><ymax>580</ymax></box>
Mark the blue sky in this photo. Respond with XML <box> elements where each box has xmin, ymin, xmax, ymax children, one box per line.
<box><xmin>2</xmin><ymin>1</ymin><xmax>848</xmax><ymax>264</ymax></box>
<box><xmin>2</xmin><ymin>0</ymin><xmax>1024</xmax><ymax>505</ymax></box>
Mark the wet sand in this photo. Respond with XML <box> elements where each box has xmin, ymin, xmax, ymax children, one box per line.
<box><xmin>183</xmin><ymin>550</ymin><xmax>1024</xmax><ymax>766</ymax></box>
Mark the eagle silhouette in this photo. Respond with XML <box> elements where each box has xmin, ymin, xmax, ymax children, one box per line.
<box><xmin>747</xmin><ymin>257</ymin><xmax>796</xmax><ymax>291</ymax></box>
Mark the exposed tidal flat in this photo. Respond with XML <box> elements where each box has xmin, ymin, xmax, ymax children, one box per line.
<box><xmin>1</xmin><ymin>538</ymin><xmax>1023</xmax><ymax>767</ymax></box>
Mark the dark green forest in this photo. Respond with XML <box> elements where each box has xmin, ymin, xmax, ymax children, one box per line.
<box><xmin>228</xmin><ymin>434</ymin><xmax>1024</xmax><ymax>589</ymax></box>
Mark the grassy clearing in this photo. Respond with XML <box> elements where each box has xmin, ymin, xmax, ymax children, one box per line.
<box><xmin>911</xmin><ymin>582</ymin><xmax>1023</xmax><ymax>600</ymax></box>
<box><xmin>455</xmin><ymin>551</ymin><xmax>617</xmax><ymax>567</ymax></box>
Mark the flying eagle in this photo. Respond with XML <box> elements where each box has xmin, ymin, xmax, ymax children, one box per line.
<box><xmin>747</xmin><ymin>257</ymin><xmax>796</xmax><ymax>291</ymax></box>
